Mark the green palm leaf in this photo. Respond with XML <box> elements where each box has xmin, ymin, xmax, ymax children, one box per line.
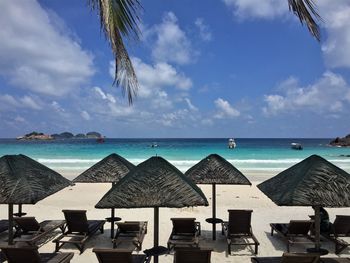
<box><xmin>88</xmin><ymin>0</ymin><xmax>142</xmax><ymax>104</ymax></box>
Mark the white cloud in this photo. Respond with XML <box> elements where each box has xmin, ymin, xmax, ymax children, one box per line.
<box><xmin>195</xmin><ymin>18</ymin><xmax>212</xmax><ymax>41</ymax></box>
<box><xmin>263</xmin><ymin>72</ymin><xmax>350</xmax><ymax>116</ymax></box>
<box><xmin>146</xmin><ymin>12</ymin><xmax>195</xmax><ymax>65</ymax></box>
<box><xmin>222</xmin><ymin>0</ymin><xmax>287</xmax><ymax>19</ymax></box>
<box><xmin>214</xmin><ymin>98</ymin><xmax>240</xmax><ymax>118</ymax></box>
<box><xmin>94</xmin><ymin>87</ymin><xmax>116</xmax><ymax>104</ymax></box>
<box><xmin>81</xmin><ymin>111</ymin><xmax>91</xmax><ymax>121</ymax></box>
<box><xmin>20</xmin><ymin>96</ymin><xmax>42</xmax><ymax>110</ymax></box>
<box><xmin>319</xmin><ymin>0</ymin><xmax>350</xmax><ymax>68</ymax></box>
<box><xmin>0</xmin><ymin>94</ymin><xmax>41</xmax><ymax>111</ymax></box>
<box><xmin>0</xmin><ymin>0</ymin><xmax>94</xmax><ymax>96</ymax></box>
<box><xmin>184</xmin><ymin>98</ymin><xmax>198</xmax><ymax>111</ymax></box>
<box><xmin>51</xmin><ymin>101</ymin><xmax>65</xmax><ymax>113</ymax></box>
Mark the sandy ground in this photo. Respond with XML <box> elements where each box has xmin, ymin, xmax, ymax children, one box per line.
<box><xmin>0</xmin><ymin>172</ymin><xmax>349</xmax><ymax>262</ymax></box>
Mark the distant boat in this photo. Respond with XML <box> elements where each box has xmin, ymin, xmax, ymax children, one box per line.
<box><xmin>151</xmin><ymin>142</ymin><xmax>158</xmax><ymax>148</ymax></box>
<box><xmin>228</xmin><ymin>138</ymin><xmax>236</xmax><ymax>149</ymax></box>
<box><xmin>291</xmin><ymin>142</ymin><xmax>303</xmax><ymax>150</ymax></box>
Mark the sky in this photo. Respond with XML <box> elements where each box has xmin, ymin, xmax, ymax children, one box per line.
<box><xmin>0</xmin><ymin>0</ymin><xmax>350</xmax><ymax>138</ymax></box>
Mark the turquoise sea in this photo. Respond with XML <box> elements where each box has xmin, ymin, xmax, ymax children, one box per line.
<box><xmin>0</xmin><ymin>138</ymin><xmax>350</xmax><ymax>177</ymax></box>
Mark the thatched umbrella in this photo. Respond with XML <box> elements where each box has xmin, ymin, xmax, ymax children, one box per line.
<box><xmin>95</xmin><ymin>156</ymin><xmax>208</xmax><ymax>263</ymax></box>
<box><xmin>258</xmin><ymin>154</ymin><xmax>350</xmax><ymax>253</ymax></box>
<box><xmin>185</xmin><ymin>154</ymin><xmax>251</xmax><ymax>240</ymax></box>
<box><xmin>0</xmin><ymin>154</ymin><xmax>71</xmax><ymax>244</ymax></box>
<box><xmin>73</xmin><ymin>153</ymin><xmax>135</xmax><ymax>237</ymax></box>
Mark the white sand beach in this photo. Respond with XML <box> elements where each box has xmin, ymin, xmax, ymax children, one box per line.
<box><xmin>0</xmin><ymin>172</ymin><xmax>349</xmax><ymax>262</ymax></box>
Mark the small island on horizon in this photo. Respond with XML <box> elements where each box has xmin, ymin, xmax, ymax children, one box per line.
<box><xmin>16</xmin><ymin>131</ymin><xmax>104</xmax><ymax>140</ymax></box>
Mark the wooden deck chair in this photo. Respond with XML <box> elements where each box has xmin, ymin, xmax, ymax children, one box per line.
<box><xmin>13</xmin><ymin>217</ymin><xmax>65</xmax><ymax>246</ymax></box>
<box><xmin>93</xmin><ymin>248</ymin><xmax>151</xmax><ymax>263</ymax></box>
<box><xmin>53</xmin><ymin>210</ymin><xmax>105</xmax><ymax>254</ymax></box>
<box><xmin>167</xmin><ymin>218</ymin><xmax>201</xmax><ymax>250</ymax></box>
<box><xmin>270</xmin><ymin>220</ymin><xmax>313</xmax><ymax>252</ymax></box>
<box><xmin>221</xmin><ymin>209</ymin><xmax>259</xmax><ymax>255</ymax></box>
<box><xmin>321</xmin><ymin>258</ymin><xmax>350</xmax><ymax>263</ymax></box>
<box><xmin>113</xmin><ymin>221</ymin><xmax>148</xmax><ymax>250</ymax></box>
<box><xmin>322</xmin><ymin>215</ymin><xmax>350</xmax><ymax>254</ymax></box>
<box><xmin>0</xmin><ymin>220</ymin><xmax>8</xmax><ymax>234</ymax></box>
<box><xmin>174</xmin><ymin>248</ymin><xmax>212</xmax><ymax>263</ymax></box>
<box><xmin>251</xmin><ymin>252</ymin><xmax>320</xmax><ymax>263</ymax></box>
<box><xmin>0</xmin><ymin>245</ymin><xmax>74</xmax><ymax>263</ymax></box>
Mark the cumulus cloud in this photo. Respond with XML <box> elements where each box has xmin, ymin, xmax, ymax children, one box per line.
<box><xmin>0</xmin><ymin>0</ymin><xmax>94</xmax><ymax>96</ymax></box>
<box><xmin>262</xmin><ymin>72</ymin><xmax>350</xmax><ymax>116</ymax></box>
<box><xmin>81</xmin><ymin>111</ymin><xmax>91</xmax><ymax>121</ymax></box>
<box><xmin>145</xmin><ymin>12</ymin><xmax>195</xmax><ymax>65</ymax></box>
<box><xmin>222</xmin><ymin>0</ymin><xmax>287</xmax><ymax>19</ymax></box>
<box><xmin>195</xmin><ymin>18</ymin><xmax>212</xmax><ymax>41</ymax></box>
<box><xmin>0</xmin><ymin>94</ymin><xmax>42</xmax><ymax>111</ymax></box>
<box><xmin>184</xmin><ymin>98</ymin><xmax>198</xmax><ymax>111</ymax></box>
<box><xmin>214</xmin><ymin>98</ymin><xmax>240</xmax><ymax>118</ymax></box>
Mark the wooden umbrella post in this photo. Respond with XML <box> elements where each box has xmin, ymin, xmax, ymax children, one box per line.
<box><xmin>8</xmin><ymin>204</ymin><xmax>13</xmax><ymax>245</ymax></box>
<box><xmin>212</xmin><ymin>183</ymin><xmax>216</xmax><ymax>240</ymax></box>
<box><xmin>154</xmin><ymin>207</ymin><xmax>159</xmax><ymax>263</ymax></box>
<box><xmin>314</xmin><ymin>206</ymin><xmax>321</xmax><ymax>250</ymax></box>
<box><xmin>110</xmin><ymin>208</ymin><xmax>115</xmax><ymax>238</ymax></box>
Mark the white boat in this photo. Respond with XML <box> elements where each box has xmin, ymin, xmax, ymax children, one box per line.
<box><xmin>291</xmin><ymin>142</ymin><xmax>303</xmax><ymax>150</ymax></box>
<box><xmin>228</xmin><ymin>138</ymin><xmax>236</xmax><ymax>149</ymax></box>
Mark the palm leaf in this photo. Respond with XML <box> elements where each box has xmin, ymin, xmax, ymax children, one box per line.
<box><xmin>288</xmin><ymin>0</ymin><xmax>322</xmax><ymax>41</ymax></box>
<box><xmin>88</xmin><ymin>0</ymin><xmax>142</xmax><ymax>104</ymax></box>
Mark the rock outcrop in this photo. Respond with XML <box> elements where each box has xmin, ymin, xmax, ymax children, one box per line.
<box><xmin>330</xmin><ymin>134</ymin><xmax>350</xmax><ymax>147</ymax></box>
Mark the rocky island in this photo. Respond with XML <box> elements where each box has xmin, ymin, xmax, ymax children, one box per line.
<box><xmin>329</xmin><ymin>134</ymin><xmax>350</xmax><ymax>147</ymax></box>
<box><xmin>17</xmin><ymin>131</ymin><xmax>103</xmax><ymax>140</ymax></box>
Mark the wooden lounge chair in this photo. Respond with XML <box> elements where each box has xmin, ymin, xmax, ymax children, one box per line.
<box><xmin>0</xmin><ymin>220</ymin><xmax>9</xmax><ymax>234</ymax></box>
<box><xmin>13</xmin><ymin>217</ymin><xmax>65</xmax><ymax>246</ymax></box>
<box><xmin>173</xmin><ymin>248</ymin><xmax>212</xmax><ymax>263</ymax></box>
<box><xmin>53</xmin><ymin>210</ymin><xmax>105</xmax><ymax>254</ymax></box>
<box><xmin>270</xmin><ymin>220</ymin><xmax>313</xmax><ymax>252</ymax></box>
<box><xmin>221</xmin><ymin>209</ymin><xmax>259</xmax><ymax>255</ymax></box>
<box><xmin>113</xmin><ymin>221</ymin><xmax>148</xmax><ymax>250</ymax></box>
<box><xmin>93</xmin><ymin>248</ymin><xmax>151</xmax><ymax>263</ymax></box>
<box><xmin>251</xmin><ymin>252</ymin><xmax>320</xmax><ymax>263</ymax></box>
<box><xmin>0</xmin><ymin>245</ymin><xmax>74</xmax><ymax>263</ymax></box>
<box><xmin>321</xmin><ymin>215</ymin><xmax>350</xmax><ymax>254</ymax></box>
<box><xmin>167</xmin><ymin>218</ymin><xmax>201</xmax><ymax>250</ymax></box>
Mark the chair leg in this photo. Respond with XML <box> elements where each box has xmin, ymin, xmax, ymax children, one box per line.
<box><xmin>271</xmin><ymin>227</ymin><xmax>274</xmax><ymax>236</ymax></box>
<box><xmin>255</xmin><ymin>243</ymin><xmax>258</xmax><ymax>254</ymax></box>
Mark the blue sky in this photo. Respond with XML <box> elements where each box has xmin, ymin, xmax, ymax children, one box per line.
<box><xmin>0</xmin><ymin>0</ymin><xmax>350</xmax><ymax>138</ymax></box>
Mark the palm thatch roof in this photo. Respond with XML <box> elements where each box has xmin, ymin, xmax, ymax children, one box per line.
<box><xmin>73</xmin><ymin>153</ymin><xmax>134</xmax><ymax>183</ymax></box>
<box><xmin>185</xmin><ymin>154</ymin><xmax>251</xmax><ymax>185</ymax></box>
<box><xmin>96</xmin><ymin>156</ymin><xmax>208</xmax><ymax>209</ymax></box>
<box><xmin>258</xmin><ymin>155</ymin><xmax>350</xmax><ymax>207</ymax></box>
<box><xmin>0</xmin><ymin>154</ymin><xmax>71</xmax><ymax>204</ymax></box>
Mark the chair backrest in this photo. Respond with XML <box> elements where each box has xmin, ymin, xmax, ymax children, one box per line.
<box><xmin>62</xmin><ymin>210</ymin><xmax>89</xmax><ymax>233</ymax></box>
<box><xmin>0</xmin><ymin>246</ymin><xmax>41</xmax><ymax>263</ymax></box>
<box><xmin>117</xmin><ymin>222</ymin><xmax>141</xmax><ymax>233</ymax></box>
<box><xmin>281</xmin><ymin>252</ymin><xmax>319</xmax><ymax>263</ymax></box>
<box><xmin>228</xmin><ymin>210</ymin><xmax>252</xmax><ymax>235</ymax></box>
<box><xmin>333</xmin><ymin>215</ymin><xmax>350</xmax><ymax>235</ymax></box>
<box><xmin>171</xmin><ymin>218</ymin><xmax>196</xmax><ymax>234</ymax></box>
<box><xmin>174</xmin><ymin>248</ymin><xmax>212</xmax><ymax>263</ymax></box>
<box><xmin>288</xmin><ymin>220</ymin><xmax>312</xmax><ymax>235</ymax></box>
<box><xmin>93</xmin><ymin>248</ymin><xmax>133</xmax><ymax>263</ymax></box>
<box><xmin>14</xmin><ymin>217</ymin><xmax>41</xmax><ymax>232</ymax></box>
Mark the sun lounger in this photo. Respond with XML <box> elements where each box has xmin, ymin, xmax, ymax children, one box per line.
<box><xmin>0</xmin><ymin>245</ymin><xmax>74</xmax><ymax>263</ymax></box>
<box><xmin>167</xmin><ymin>218</ymin><xmax>201</xmax><ymax>250</ymax></box>
<box><xmin>222</xmin><ymin>209</ymin><xmax>259</xmax><ymax>255</ymax></box>
<box><xmin>13</xmin><ymin>217</ymin><xmax>65</xmax><ymax>246</ymax></box>
<box><xmin>93</xmin><ymin>248</ymin><xmax>151</xmax><ymax>263</ymax></box>
<box><xmin>173</xmin><ymin>248</ymin><xmax>212</xmax><ymax>263</ymax></box>
<box><xmin>0</xmin><ymin>220</ymin><xmax>9</xmax><ymax>234</ymax></box>
<box><xmin>53</xmin><ymin>210</ymin><xmax>105</xmax><ymax>254</ymax></box>
<box><xmin>322</xmin><ymin>215</ymin><xmax>350</xmax><ymax>254</ymax></box>
<box><xmin>113</xmin><ymin>221</ymin><xmax>148</xmax><ymax>250</ymax></box>
<box><xmin>251</xmin><ymin>252</ymin><xmax>350</xmax><ymax>263</ymax></box>
<box><xmin>270</xmin><ymin>220</ymin><xmax>313</xmax><ymax>252</ymax></box>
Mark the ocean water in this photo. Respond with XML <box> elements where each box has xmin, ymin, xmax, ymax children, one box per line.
<box><xmin>0</xmin><ymin>138</ymin><xmax>349</xmax><ymax>176</ymax></box>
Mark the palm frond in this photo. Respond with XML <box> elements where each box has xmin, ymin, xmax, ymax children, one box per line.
<box><xmin>288</xmin><ymin>0</ymin><xmax>322</xmax><ymax>41</ymax></box>
<box><xmin>88</xmin><ymin>0</ymin><xmax>142</xmax><ymax>104</ymax></box>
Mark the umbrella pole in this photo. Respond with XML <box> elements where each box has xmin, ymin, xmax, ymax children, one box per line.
<box><xmin>154</xmin><ymin>207</ymin><xmax>159</xmax><ymax>263</ymax></box>
<box><xmin>8</xmin><ymin>204</ymin><xmax>13</xmax><ymax>245</ymax></box>
<box><xmin>110</xmin><ymin>208</ymin><xmax>115</xmax><ymax>238</ymax></box>
<box><xmin>212</xmin><ymin>183</ymin><xmax>216</xmax><ymax>240</ymax></box>
<box><xmin>314</xmin><ymin>206</ymin><xmax>321</xmax><ymax>250</ymax></box>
